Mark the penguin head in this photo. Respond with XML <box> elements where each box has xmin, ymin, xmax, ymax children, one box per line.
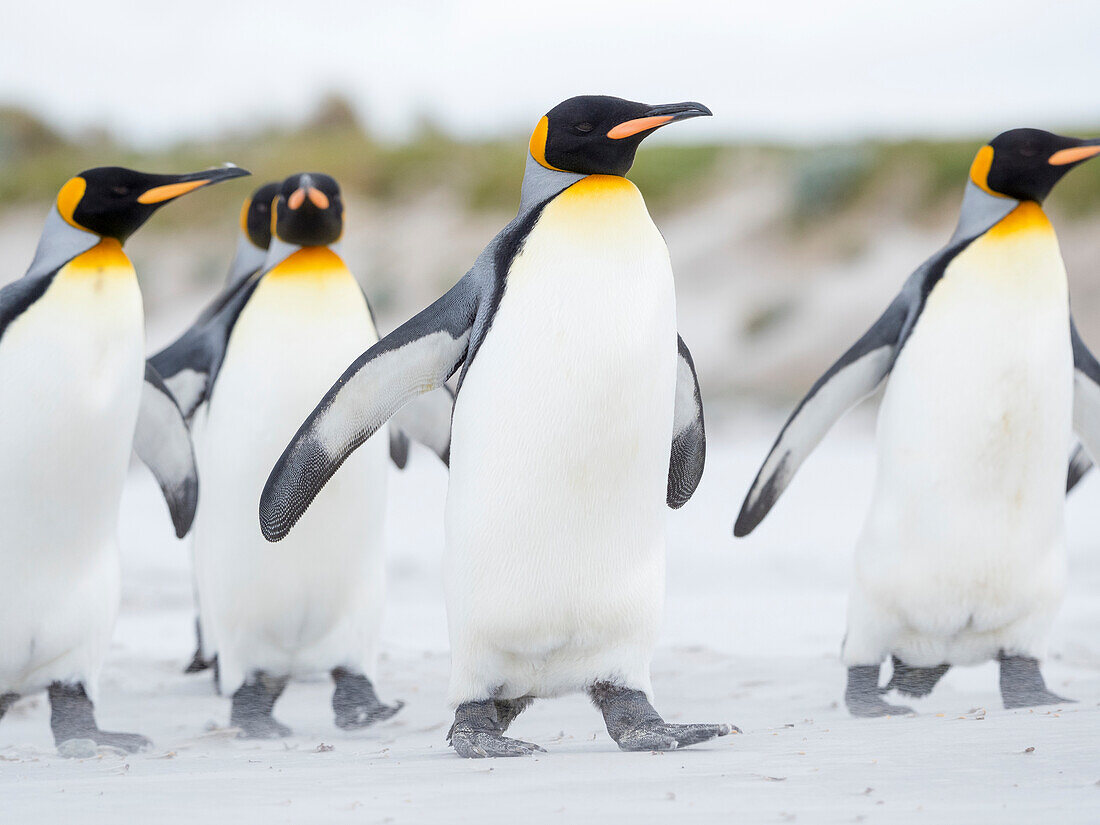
<box><xmin>529</xmin><ymin>95</ymin><xmax>712</xmax><ymax>176</ymax></box>
<box><xmin>239</xmin><ymin>181</ymin><xmax>281</xmax><ymax>250</ymax></box>
<box><xmin>969</xmin><ymin>129</ymin><xmax>1100</xmax><ymax>203</ymax></box>
<box><xmin>55</xmin><ymin>165</ymin><xmax>250</xmax><ymax>242</ymax></box>
<box><xmin>273</xmin><ymin>173</ymin><xmax>343</xmax><ymax>246</ymax></box>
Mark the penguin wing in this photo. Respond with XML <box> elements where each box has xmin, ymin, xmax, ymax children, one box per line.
<box><xmin>389</xmin><ymin>383</ymin><xmax>455</xmax><ymax>468</ymax></box>
<box><xmin>667</xmin><ymin>336</ymin><xmax>705</xmax><ymax>508</ymax></box>
<box><xmin>1070</xmin><ymin>318</ymin><xmax>1100</xmax><ymax>479</ymax></box>
<box><xmin>260</xmin><ymin>275</ymin><xmax>481</xmax><ymax>541</ymax></box>
<box><xmin>1066</xmin><ymin>442</ymin><xmax>1092</xmax><ymax>493</ymax></box>
<box><xmin>134</xmin><ymin>363</ymin><xmax>199</xmax><ymax>539</ymax></box>
<box><xmin>734</xmin><ymin>293</ymin><xmax>912</xmax><ymax>537</ymax></box>
<box><xmin>0</xmin><ymin>269</ymin><xmax>59</xmax><ymax>343</ymax></box>
<box><xmin>148</xmin><ymin>273</ymin><xmax>262</xmax><ymax>419</ymax></box>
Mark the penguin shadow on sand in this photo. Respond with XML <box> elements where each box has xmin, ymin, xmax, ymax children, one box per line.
<box><xmin>736</xmin><ymin>128</ymin><xmax>1100</xmax><ymax>718</ymax></box>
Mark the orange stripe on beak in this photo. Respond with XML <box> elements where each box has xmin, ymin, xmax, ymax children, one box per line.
<box><xmin>307</xmin><ymin>188</ymin><xmax>329</xmax><ymax>209</ymax></box>
<box><xmin>1049</xmin><ymin>145</ymin><xmax>1100</xmax><ymax>165</ymax></box>
<box><xmin>606</xmin><ymin>115</ymin><xmax>674</xmax><ymax>140</ymax></box>
<box><xmin>137</xmin><ymin>179</ymin><xmax>210</xmax><ymax>204</ymax></box>
<box><xmin>287</xmin><ymin>188</ymin><xmax>306</xmax><ymax>210</ymax></box>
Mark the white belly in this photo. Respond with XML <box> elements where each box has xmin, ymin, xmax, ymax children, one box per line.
<box><xmin>847</xmin><ymin>204</ymin><xmax>1071</xmax><ymax>666</ymax></box>
<box><xmin>445</xmin><ymin>176</ymin><xmax>678</xmax><ymax>703</ymax></box>
<box><xmin>0</xmin><ymin>242</ymin><xmax>143</xmax><ymax>696</ymax></box>
<box><xmin>194</xmin><ymin>251</ymin><xmax>389</xmax><ymax>691</ymax></box>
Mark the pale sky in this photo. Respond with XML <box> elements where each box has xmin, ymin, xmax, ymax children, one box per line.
<box><xmin>3</xmin><ymin>0</ymin><xmax>1100</xmax><ymax>146</ymax></box>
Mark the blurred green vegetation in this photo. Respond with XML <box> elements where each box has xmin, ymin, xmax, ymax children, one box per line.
<box><xmin>2</xmin><ymin>97</ymin><xmax>1100</xmax><ymax>226</ymax></box>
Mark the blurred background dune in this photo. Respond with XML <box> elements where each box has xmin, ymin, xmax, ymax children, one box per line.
<box><xmin>2</xmin><ymin>0</ymin><xmax>1100</xmax><ymax>410</ymax></box>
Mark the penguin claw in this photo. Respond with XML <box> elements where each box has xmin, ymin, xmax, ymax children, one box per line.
<box><xmin>615</xmin><ymin>721</ymin><xmax>734</xmax><ymax>751</ymax></box>
<box><xmin>1003</xmin><ymin>690</ymin><xmax>1076</xmax><ymax>710</ymax></box>
<box><xmin>450</xmin><ymin>726</ymin><xmax>545</xmax><ymax>758</ymax></box>
<box><xmin>87</xmin><ymin>731</ymin><xmax>153</xmax><ymax>753</ymax></box>
<box><xmin>335</xmin><ymin>699</ymin><xmax>405</xmax><ymax>730</ymax></box>
<box><xmin>847</xmin><ymin>698</ymin><xmax>915</xmax><ymax>718</ymax></box>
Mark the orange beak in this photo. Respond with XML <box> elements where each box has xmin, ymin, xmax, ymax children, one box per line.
<box><xmin>606</xmin><ymin>101</ymin><xmax>712</xmax><ymax>140</ymax></box>
<box><xmin>287</xmin><ymin>187</ymin><xmax>330</xmax><ymax>210</ymax></box>
<box><xmin>1049</xmin><ymin>143</ymin><xmax>1100</xmax><ymax>166</ymax></box>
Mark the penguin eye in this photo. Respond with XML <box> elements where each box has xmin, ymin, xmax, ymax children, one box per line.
<box><xmin>575</xmin><ymin>122</ymin><xmax>594</xmax><ymax>134</ymax></box>
<box><xmin>111</xmin><ymin>186</ymin><xmax>131</xmax><ymax>197</ymax></box>
<box><xmin>1020</xmin><ymin>144</ymin><xmax>1038</xmax><ymax>158</ymax></box>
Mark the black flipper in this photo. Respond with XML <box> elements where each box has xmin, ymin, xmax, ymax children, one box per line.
<box><xmin>0</xmin><ymin>267</ymin><xmax>62</xmax><ymax>344</ymax></box>
<box><xmin>668</xmin><ymin>335</ymin><xmax>705</xmax><ymax>508</ymax></box>
<box><xmin>148</xmin><ymin>273</ymin><xmax>262</xmax><ymax>420</ymax></box>
<box><xmin>1069</xmin><ymin>318</ymin><xmax>1100</xmax><ymax>489</ymax></box>
<box><xmin>260</xmin><ymin>275</ymin><xmax>482</xmax><ymax>541</ymax></box>
<box><xmin>134</xmin><ymin>363</ymin><xmax>199</xmax><ymax>538</ymax></box>
<box><xmin>734</xmin><ymin>293</ymin><xmax>910</xmax><ymax>536</ymax></box>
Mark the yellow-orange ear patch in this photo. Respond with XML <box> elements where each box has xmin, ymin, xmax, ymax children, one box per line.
<box><xmin>239</xmin><ymin>196</ymin><xmax>253</xmax><ymax>233</ymax></box>
<box><xmin>969</xmin><ymin>146</ymin><xmax>1003</xmax><ymax>197</ymax></box>
<box><xmin>270</xmin><ymin>199</ymin><xmax>280</xmax><ymax>238</ymax></box>
<box><xmin>137</xmin><ymin>178</ymin><xmax>210</xmax><ymax>204</ymax></box>
<box><xmin>56</xmin><ymin>176</ymin><xmax>87</xmax><ymax>229</ymax></box>
<box><xmin>529</xmin><ymin>116</ymin><xmax>564</xmax><ymax>171</ymax></box>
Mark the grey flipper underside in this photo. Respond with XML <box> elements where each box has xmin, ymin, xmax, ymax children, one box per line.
<box><xmin>148</xmin><ymin>271</ymin><xmax>262</xmax><ymax>419</ymax></box>
<box><xmin>259</xmin><ymin>273</ymin><xmax>483</xmax><ymax>541</ymax></box>
<box><xmin>732</xmin><ymin>201</ymin><xmax>1011</xmax><ymax>538</ymax></box>
<box><xmin>258</xmin><ymin>176</ymin><xmax>568</xmax><ymax>541</ymax></box>
<box><xmin>733</xmin><ymin>290</ymin><xmax>911</xmax><ymax>537</ymax></box>
<box><xmin>1069</xmin><ymin>317</ymin><xmax>1100</xmax><ymax>490</ymax></box>
<box><xmin>134</xmin><ymin>363</ymin><xmax>199</xmax><ymax>538</ymax></box>
<box><xmin>668</xmin><ymin>335</ymin><xmax>705</xmax><ymax>508</ymax></box>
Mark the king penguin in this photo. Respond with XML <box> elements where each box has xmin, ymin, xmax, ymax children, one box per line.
<box><xmin>734</xmin><ymin>129</ymin><xmax>1100</xmax><ymax>716</ymax></box>
<box><xmin>258</xmin><ymin>96</ymin><xmax>733</xmax><ymax>757</ymax></box>
<box><xmin>150</xmin><ymin>180</ymin><xmax>281</xmax><ymax>677</ymax></box>
<box><xmin>0</xmin><ymin>163</ymin><xmax>249</xmax><ymax>752</ymax></box>
<box><xmin>152</xmin><ymin>172</ymin><xmax>452</xmax><ymax>737</ymax></box>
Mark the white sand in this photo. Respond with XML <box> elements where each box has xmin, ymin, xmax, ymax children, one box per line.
<box><xmin>1</xmin><ymin>411</ymin><xmax>1098</xmax><ymax>824</ymax></box>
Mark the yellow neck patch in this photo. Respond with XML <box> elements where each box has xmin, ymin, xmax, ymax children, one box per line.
<box><xmin>56</xmin><ymin>176</ymin><xmax>88</xmax><ymax>230</ymax></box>
<box><xmin>63</xmin><ymin>238</ymin><xmax>133</xmax><ymax>276</ymax></box>
<box><xmin>968</xmin><ymin>146</ymin><xmax>1005</xmax><ymax>197</ymax></box>
<box><xmin>985</xmin><ymin>201</ymin><xmax>1053</xmax><ymax>240</ymax></box>
<box><xmin>239</xmin><ymin>195</ymin><xmax>253</xmax><ymax>234</ymax></box>
<box><xmin>267</xmin><ymin>246</ymin><xmax>347</xmax><ymax>280</ymax></box>
<box><xmin>529</xmin><ymin>117</ymin><xmax>565</xmax><ymax>172</ymax></box>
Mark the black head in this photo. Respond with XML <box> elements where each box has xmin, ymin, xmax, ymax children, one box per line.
<box><xmin>530</xmin><ymin>95</ymin><xmax>711</xmax><ymax>176</ymax></box>
<box><xmin>240</xmin><ymin>182</ymin><xmax>281</xmax><ymax>249</ymax></box>
<box><xmin>57</xmin><ymin>165</ymin><xmax>250</xmax><ymax>242</ymax></box>
<box><xmin>273</xmin><ymin>173</ymin><xmax>343</xmax><ymax>246</ymax></box>
<box><xmin>970</xmin><ymin>128</ymin><xmax>1100</xmax><ymax>202</ymax></box>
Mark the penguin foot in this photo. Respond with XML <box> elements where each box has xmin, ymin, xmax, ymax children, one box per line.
<box><xmin>449</xmin><ymin>726</ymin><xmax>546</xmax><ymax>758</ymax></box>
<box><xmin>231</xmin><ymin>671</ymin><xmax>291</xmax><ymax>738</ymax></box>
<box><xmin>331</xmin><ymin>668</ymin><xmax>404</xmax><ymax>730</ymax></box>
<box><xmin>184</xmin><ymin>648</ymin><xmax>216</xmax><ymax>674</ymax></box>
<box><xmin>448</xmin><ymin>698</ymin><xmax>544</xmax><ymax>758</ymax></box>
<box><xmin>0</xmin><ymin>692</ymin><xmax>19</xmax><ymax>722</ymax></box>
<box><xmin>998</xmin><ymin>654</ymin><xmax>1076</xmax><ymax>709</ymax></box>
<box><xmin>588</xmin><ymin>682</ymin><xmax>735</xmax><ymax>752</ymax></box>
<box><xmin>47</xmin><ymin>682</ymin><xmax>151</xmax><ymax>752</ymax></box>
<box><xmin>613</xmin><ymin>721</ymin><xmax>735</xmax><ymax>752</ymax></box>
<box><xmin>885</xmin><ymin>656</ymin><xmax>950</xmax><ymax>698</ymax></box>
<box><xmin>846</xmin><ymin>665</ymin><xmax>914</xmax><ymax>717</ymax></box>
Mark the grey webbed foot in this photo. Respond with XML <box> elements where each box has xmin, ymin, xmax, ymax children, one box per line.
<box><xmin>885</xmin><ymin>656</ymin><xmax>950</xmax><ymax>698</ymax></box>
<box><xmin>448</xmin><ymin>698</ymin><xmax>544</xmax><ymax>758</ymax></box>
<box><xmin>998</xmin><ymin>653</ymin><xmax>1076</xmax><ymax>709</ymax></box>
<box><xmin>231</xmin><ymin>671</ymin><xmax>291</xmax><ymax>738</ymax></box>
<box><xmin>48</xmin><ymin>682</ymin><xmax>151</xmax><ymax>753</ymax></box>
<box><xmin>588</xmin><ymin>682</ymin><xmax>734</xmax><ymax>752</ymax></box>
<box><xmin>846</xmin><ymin>665</ymin><xmax>914</xmax><ymax>717</ymax></box>
<box><xmin>0</xmin><ymin>692</ymin><xmax>19</xmax><ymax>722</ymax></box>
<box><xmin>331</xmin><ymin>667</ymin><xmax>404</xmax><ymax>730</ymax></box>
